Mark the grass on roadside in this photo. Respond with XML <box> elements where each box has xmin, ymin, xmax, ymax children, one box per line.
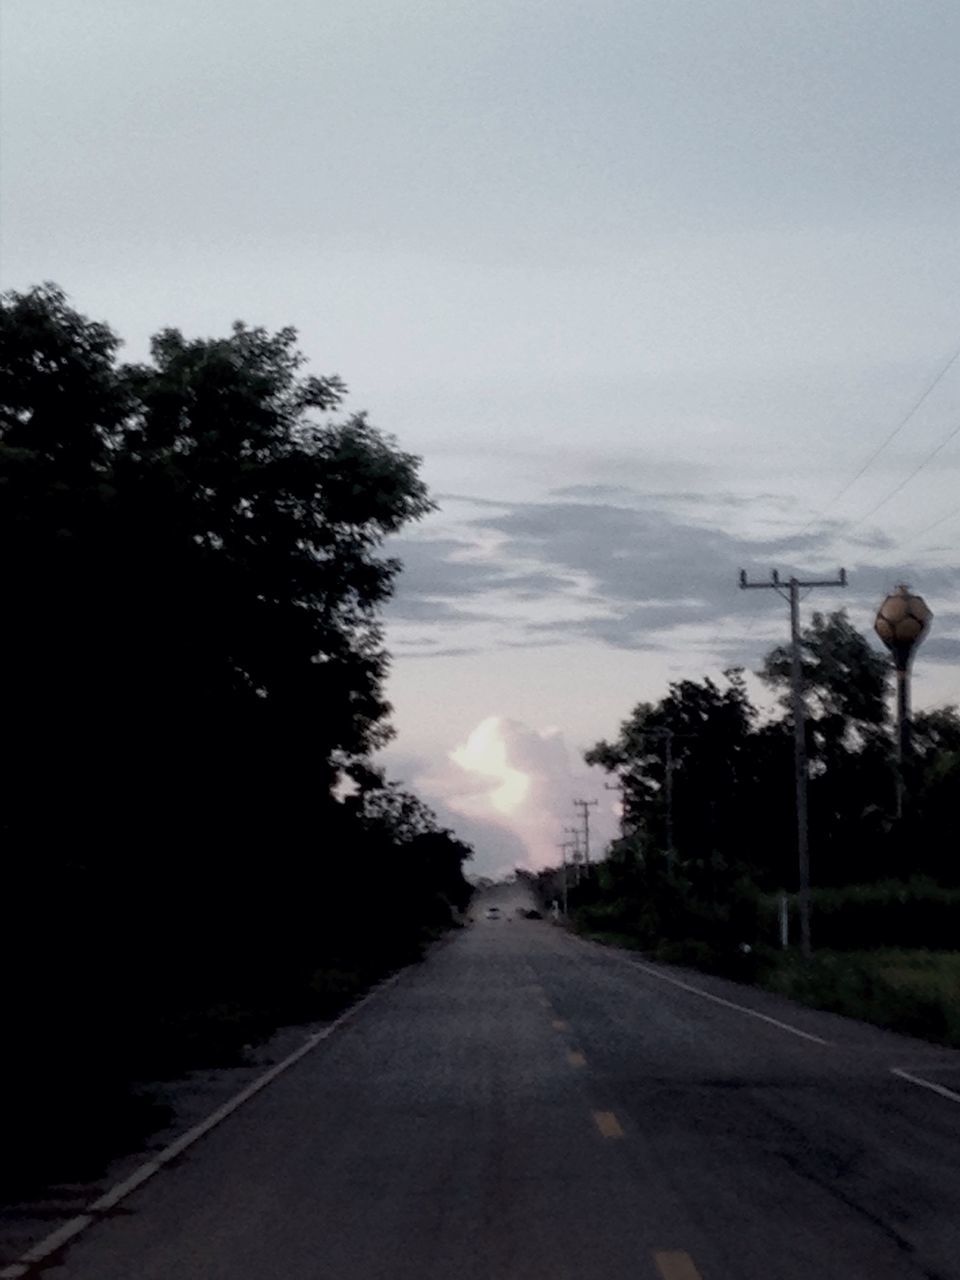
<box><xmin>576</xmin><ymin>927</ymin><xmax>648</xmax><ymax>952</ymax></box>
<box><xmin>573</xmin><ymin>920</ymin><xmax>960</xmax><ymax>1050</ymax></box>
<box><xmin>757</xmin><ymin>948</ymin><xmax>960</xmax><ymax>1049</ymax></box>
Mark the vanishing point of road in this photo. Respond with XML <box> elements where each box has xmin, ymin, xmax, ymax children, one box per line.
<box><xmin>9</xmin><ymin>908</ymin><xmax>960</xmax><ymax>1280</ymax></box>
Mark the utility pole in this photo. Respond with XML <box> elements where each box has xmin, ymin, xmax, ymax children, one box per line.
<box><xmin>564</xmin><ymin>827</ymin><xmax>583</xmax><ymax>884</ymax></box>
<box><xmin>573</xmin><ymin>799</ymin><xmax>598</xmax><ymax>873</ymax></box>
<box><xmin>556</xmin><ymin>842</ymin><xmax>573</xmax><ymax>916</ymax></box>
<box><xmin>604</xmin><ymin>777</ymin><xmax>626</xmax><ymax>838</ymax></box>
<box><xmin>739</xmin><ymin>567</ymin><xmax>847</xmax><ymax>959</ymax></box>
<box><xmin>643</xmin><ymin>731</ymin><xmax>675</xmax><ymax>869</ymax></box>
<box><xmin>664</xmin><ymin>733</ymin><xmax>674</xmax><ymax>863</ymax></box>
<box><xmin>633</xmin><ymin>729</ymin><xmax>690</xmax><ymax>871</ymax></box>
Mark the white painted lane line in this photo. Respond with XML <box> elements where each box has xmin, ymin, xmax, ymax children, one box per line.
<box><xmin>0</xmin><ymin>974</ymin><xmax>401</xmax><ymax>1280</ymax></box>
<box><xmin>577</xmin><ymin>941</ymin><xmax>831</xmax><ymax>1047</ymax></box>
<box><xmin>891</xmin><ymin>1067</ymin><xmax>960</xmax><ymax>1105</ymax></box>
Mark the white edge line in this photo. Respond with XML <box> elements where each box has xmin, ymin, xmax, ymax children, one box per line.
<box><xmin>576</xmin><ymin>938</ymin><xmax>831</xmax><ymax>1047</ymax></box>
<box><xmin>891</xmin><ymin>1067</ymin><xmax>960</xmax><ymax>1105</ymax></box>
<box><xmin>0</xmin><ymin>1216</ymin><xmax>95</xmax><ymax>1276</ymax></box>
<box><xmin>0</xmin><ymin>973</ymin><xmax>401</xmax><ymax>1278</ymax></box>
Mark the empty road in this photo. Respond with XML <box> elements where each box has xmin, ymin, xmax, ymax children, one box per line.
<box><xmin>9</xmin><ymin>913</ymin><xmax>960</xmax><ymax>1279</ymax></box>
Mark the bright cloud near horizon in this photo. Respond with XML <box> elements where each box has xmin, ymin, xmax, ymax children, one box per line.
<box><xmin>451</xmin><ymin>718</ymin><xmax>530</xmax><ymax>816</ymax></box>
<box><xmin>3</xmin><ymin>0</ymin><xmax>959</xmax><ymax>878</ymax></box>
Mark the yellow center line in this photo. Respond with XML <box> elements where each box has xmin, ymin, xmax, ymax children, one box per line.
<box><xmin>567</xmin><ymin>1049</ymin><xmax>586</xmax><ymax>1068</ymax></box>
<box><xmin>592</xmin><ymin>1110</ymin><xmax>623</xmax><ymax>1139</ymax></box>
<box><xmin>552</xmin><ymin>1018</ymin><xmax>569</xmax><ymax>1031</ymax></box>
<box><xmin>653</xmin><ymin>1250</ymin><xmax>703</xmax><ymax>1280</ymax></box>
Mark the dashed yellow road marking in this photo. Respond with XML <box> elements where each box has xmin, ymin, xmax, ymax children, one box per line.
<box><xmin>552</xmin><ymin>1018</ymin><xmax>569</xmax><ymax>1031</ymax></box>
<box><xmin>592</xmin><ymin>1110</ymin><xmax>623</xmax><ymax>1139</ymax></box>
<box><xmin>653</xmin><ymin>1250</ymin><xmax>703</xmax><ymax>1280</ymax></box>
<box><xmin>567</xmin><ymin>1049</ymin><xmax>586</xmax><ymax>1067</ymax></box>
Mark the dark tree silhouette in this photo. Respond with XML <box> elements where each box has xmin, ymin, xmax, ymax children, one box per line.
<box><xmin>580</xmin><ymin>613</ymin><xmax>959</xmax><ymax>955</ymax></box>
<box><xmin>0</xmin><ymin>285</ymin><xmax>471</xmax><ymax>1194</ymax></box>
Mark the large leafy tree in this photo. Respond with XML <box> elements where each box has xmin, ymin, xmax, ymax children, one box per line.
<box><xmin>759</xmin><ymin>609</ymin><xmax>890</xmax><ymax>753</ymax></box>
<box><xmin>909</xmin><ymin>707</ymin><xmax>960</xmax><ymax>885</ymax></box>
<box><xmin>1</xmin><ymin>285</ymin><xmax>463</xmax><ymax>1190</ymax></box>
<box><xmin>585</xmin><ymin>670</ymin><xmax>784</xmax><ymax>888</ymax></box>
<box><xmin>0</xmin><ymin>285</ymin><xmax>433</xmax><ymax>857</ymax></box>
<box><xmin>760</xmin><ymin>610</ymin><xmax>893</xmax><ymax>883</ymax></box>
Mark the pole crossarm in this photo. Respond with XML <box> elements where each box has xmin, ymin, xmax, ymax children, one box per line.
<box><xmin>740</xmin><ymin>568</ymin><xmax>848</xmax><ymax>590</ymax></box>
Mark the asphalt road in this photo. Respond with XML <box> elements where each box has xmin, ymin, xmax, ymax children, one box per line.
<box><xmin>14</xmin><ymin>913</ymin><xmax>960</xmax><ymax>1280</ymax></box>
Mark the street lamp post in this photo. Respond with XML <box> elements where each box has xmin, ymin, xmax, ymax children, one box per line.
<box><xmin>874</xmin><ymin>584</ymin><xmax>932</xmax><ymax>818</ymax></box>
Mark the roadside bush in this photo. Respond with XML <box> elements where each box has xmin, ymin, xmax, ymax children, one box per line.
<box><xmin>759</xmin><ymin>949</ymin><xmax>960</xmax><ymax>1048</ymax></box>
<box><xmin>574</xmin><ymin>876</ymin><xmax>762</xmax><ymax>980</ymax></box>
<box><xmin>759</xmin><ymin>879</ymin><xmax>960</xmax><ymax>951</ymax></box>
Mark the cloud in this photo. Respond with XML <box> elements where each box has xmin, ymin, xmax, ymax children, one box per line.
<box><xmin>547</xmin><ymin>484</ymin><xmax>785</xmax><ymax>510</ymax></box>
<box><xmin>921</xmin><ymin>636</ymin><xmax>960</xmax><ymax>662</ymax></box>
<box><xmin>386</xmin><ymin>489</ymin><xmax>960</xmax><ymax>668</ymax></box>
<box><xmin>375</xmin><ymin>747</ymin><xmax>532</xmax><ymax>880</ymax></box>
<box><xmin>446</xmin><ymin>717</ymin><xmax>617</xmax><ymax>871</ymax></box>
<box><xmin>451</xmin><ymin>717</ymin><xmax>531</xmax><ymax>815</ymax></box>
<box><xmin>386</xmin><ymin>716</ymin><xmax>618</xmax><ymax>877</ymax></box>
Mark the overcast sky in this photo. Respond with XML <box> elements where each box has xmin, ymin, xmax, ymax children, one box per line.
<box><xmin>3</xmin><ymin>0</ymin><xmax>959</xmax><ymax>876</ymax></box>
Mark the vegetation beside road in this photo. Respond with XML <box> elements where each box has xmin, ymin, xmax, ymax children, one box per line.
<box><xmin>527</xmin><ymin>617</ymin><xmax>960</xmax><ymax>1051</ymax></box>
<box><xmin>759</xmin><ymin>948</ymin><xmax>960</xmax><ymax>1048</ymax></box>
<box><xmin>571</xmin><ymin>918</ymin><xmax>960</xmax><ymax>1050</ymax></box>
<box><xmin>0</xmin><ymin>287</ymin><xmax>473</xmax><ymax>1198</ymax></box>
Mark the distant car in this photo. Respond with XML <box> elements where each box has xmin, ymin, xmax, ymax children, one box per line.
<box><xmin>484</xmin><ymin>906</ymin><xmax>501</xmax><ymax>920</ymax></box>
<box><xmin>522</xmin><ymin>908</ymin><xmax>543</xmax><ymax>920</ymax></box>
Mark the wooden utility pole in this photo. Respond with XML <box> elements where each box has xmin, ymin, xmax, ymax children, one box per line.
<box><xmin>630</xmin><ymin>729</ymin><xmax>694</xmax><ymax>871</ymax></box>
<box><xmin>556</xmin><ymin>841</ymin><xmax>574</xmax><ymax>916</ymax></box>
<box><xmin>604</xmin><ymin>777</ymin><xmax>626</xmax><ymax>838</ymax></box>
<box><xmin>564</xmin><ymin>827</ymin><xmax>583</xmax><ymax>884</ymax></box>
<box><xmin>739</xmin><ymin>568</ymin><xmax>847</xmax><ymax>958</ymax></box>
<box><xmin>573</xmin><ymin>798</ymin><xmax>598</xmax><ymax>873</ymax></box>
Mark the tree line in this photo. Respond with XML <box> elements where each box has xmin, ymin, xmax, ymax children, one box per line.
<box><xmin>532</xmin><ymin>612</ymin><xmax>960</xmax><ymax>960</ymax></box>
<box><xmin>0</xmin><ymin>285</ymin><xmax>472</xmax><ymax>1193</ymax></box>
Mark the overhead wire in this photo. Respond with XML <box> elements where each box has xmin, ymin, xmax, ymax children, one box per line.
<box><xmin>906</xmin><ymin>502</ymin><xmax>960</xmax><ymax>546</ymax></box>
<box><xmin>795</xmin><ymin>341</ymin><xmax>960</xmax><ymax>538</ymax></box>
<box><xmin>848</xmin><ymin>417</ymin><xmax>960</xmax><ymax>529</ymax></box>
<box><xmin>714</xmin><ymin>338</ymin><xmax>960</xmax><ymax>672</ymax></box>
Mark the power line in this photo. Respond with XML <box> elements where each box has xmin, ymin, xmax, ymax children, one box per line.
<box><xmin>796</xmin><ymin>341</ymin><xmax>960</xmax><ymax>537</ymax></box>
<box><xmin>850</xmin><ymin>417</ymin><xmax>960</xmax><ymax>529</ymax></box>
<box><xmin>720</xmin><ymin>343</ymin><xmax>960</xmax><ymax>669</ymax></box>
<box><xmin>716</xmin><ymin>345</ymin><xmax>959</xmax><ymax>673</ymax></box>
<box><xmin>906</xmin><ymin>501</ymin><xmax>960</xmax><ymax>547</ymax></box>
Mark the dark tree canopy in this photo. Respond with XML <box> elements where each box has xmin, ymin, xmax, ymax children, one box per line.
<box><xmin>0</xmin><ymin>285</ymin><xmax>471</xmax><ymax>1194</ymax></box>
<box><xmin>0</xmin><ymin>284</ymin><xmax>435</xmax><ymax>854</ymax></box>
<box><xmin>585</xmin><ymin>614</ymin><xmax>956</xmax><ymax>894</ymax></box>
<box><xmin>760</xmin><ymin>610</ymin><xmax>890</xmax><ymax>750</ymax></box>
